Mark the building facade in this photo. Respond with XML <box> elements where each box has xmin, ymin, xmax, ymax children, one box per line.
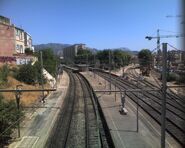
<box><xmin>15</xmin><ymin>27</ymin><xmax>25</xmax><ymax>54</ymax></box>
<box><xmin>0</xmin><ymin>16</ymin><xmax>16</xmax><ymax>62</ymax></box>
<box><xmin>0</xmin><ymin>15</ymin><xmax>34</xmax><ymax>64</ymax></box>
<box><xmin>24</xmin><ymin>32</ymin><xmax>34</xmax><ymax>52</ymax></box>
<box><xmin>63</xmin><ymin>44</ymin><xmax>86</xmax><ymax>63</ymax></box>
<box><xmin>0</xmin><ymin>22</ymin><xmax>15</xmax><ymax>57</ymax></box>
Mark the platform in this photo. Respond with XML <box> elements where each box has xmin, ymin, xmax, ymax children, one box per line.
<box><xmin>9</xmin><ymin>71</ymin><xmax>69</xmax><ymax>148</ymax></box>
<box><xmin>82</xmin><ymin>71</ymin><xmax>182</xmax><ymax>148</ymax></box>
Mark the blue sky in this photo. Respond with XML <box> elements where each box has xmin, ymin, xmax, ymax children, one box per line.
<box><xmin>0</xmin><ymin>0</ymin><xmax>182</xmax><ymax>51</ymax></box>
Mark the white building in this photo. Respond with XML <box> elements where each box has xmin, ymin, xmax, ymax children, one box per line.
<box><xmin>24</xmin><ymin>32</ymin><xmax>34</xmax><ymax>52</ymax></box>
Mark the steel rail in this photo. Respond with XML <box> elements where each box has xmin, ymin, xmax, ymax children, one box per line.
<box><xmin>94</xmin><ymin>70</ymin><xmax>185</xmax><ymax>147</ymax></box>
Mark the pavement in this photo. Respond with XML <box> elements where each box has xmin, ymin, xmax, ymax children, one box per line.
<box><xmin>9</xmin><ymin>71</ymin><xmax>69</xmax><ymax>148</ymax></box>
<box><xmin>82</xmin><ymin>71</ymin><xmax>182</xmax><ymax>148</ymax></box>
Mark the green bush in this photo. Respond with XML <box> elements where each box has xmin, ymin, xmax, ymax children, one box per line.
<box><xmin>16</xmin><ymin>64</ymin><xmax>37</xmax><ymax>85</ymax></box>
<box><xmin>166</xmin><ymin>72</ymin><xmax>177</xmax><ymax>82</ymax></box>
<box><xmin>0</xmin><ymin>64</ymin><xmax>9</xmax><ymax>86</ymax></box>
<box><xmin>25</xmin><ymin>48</ymin><xmax>33</xmax><ymax>55</ymax></box>
<box><xmin>15</xmin><ymin>63</ymin><xmax>46</xmax><ymax>85</ymax></box>
<box><xmin>33</xmin><ymin>61</ymin><xmax>47</xmax><ymax>85</ymax></box>
<box><xmin>9</xmin><ymin>67</ymin><xmax>19</xmax><ymax>78</ymax></box>
<box><xmin>0</xmin><ymin>94</ymin><xmax>23</xmax><ymax>146</ymax></box>
<box><xmin>36</xmin><ymin>49</ymin><xmax>58</xmax><ymax>76</ymax></box>
<box><xmin>176</xmin><ymin>74</ymin><xmax>185</xmax><ymax>84</ymax></box>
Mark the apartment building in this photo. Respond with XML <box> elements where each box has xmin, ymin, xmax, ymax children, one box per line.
<box><xmin>63</xmin><ymin>44</ymin><xmax>86</xmax><ymax>63</ymax></box>
<box><xmin>0</xmin><ymin>16</ymin><xmax>16</xmax><ymax>63</ymax></box>
<box><xmin>0</xmin><ymin>19</ymin><xmax>15</xmax><ymax>57</ymax></box>
<box><xmin>15</xmin><ymin>27</ymin><xmax>25</xmax><ymax>54</ymax></box>
<box><xmin>24</xmin><ymin>32</ymin><xmax>34</xmax><ymax>52</ymax></box>
<box><xmin>0</xmin><ymin>15</ymin><xmax>34</xmax><ymax>64</ymax></box>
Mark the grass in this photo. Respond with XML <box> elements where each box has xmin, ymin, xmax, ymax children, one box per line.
<box><xmin>1</xmin><ymin>76</ymin><xmax>50</xmax><ymax>106</ymax></box>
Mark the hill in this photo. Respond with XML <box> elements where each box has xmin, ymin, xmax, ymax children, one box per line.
<box><xmin>34</xmin><ymin>43</ymin><xmax>99</xmax><ymax>56</ymax></box>
<box><xmin>34</xmin><ymin>43</ymin><xmax>137</xmax><ymax>56</ymax></box>
<box><xmin>110</xmin><ymin>47</ymin><xmax>138</xmax><ymax>55</ymax></box>
<box><xmin>34</xmin><ymin>43</ymin><xmax>71</xmax><ymax>56</ymax></box>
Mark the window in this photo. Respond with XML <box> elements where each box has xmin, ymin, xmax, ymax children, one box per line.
<box><xmin>16</xmin><ymin>30</ymin><xmax>19</xmax><ymax>36</ymax></box>
<box><xmin>20</xmin><ymin>32</ymin><xmax>22</xmax><ymax>40</ymax></box>
<box><xmin>16</xmin><ymin>44</ymin><xmax>19</xmax><ymax>50</ymax></box>
<box><xmin>20</xmin><ymin>45</ymin><xmax>23</xmax><ymax>53</ymax></box>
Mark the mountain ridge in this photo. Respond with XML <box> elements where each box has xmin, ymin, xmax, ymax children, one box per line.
<box><xmin>34</xmin><ymin>43</ymin><xmax>138</xmax><ymax>56</ymax></box>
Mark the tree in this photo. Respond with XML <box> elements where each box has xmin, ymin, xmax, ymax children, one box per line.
<box><xmin>33</xmin><ymin>61</ymin><xmax>47</xmax><ymax>85</ymax></box>
<box><xmin>0</xmin><ymin>64</ymin><xmax>9</xmax><ymax>86</ymax></box>
<box><xmin>138</xmin><ymin>49</ymin><xmax>152</xmax><ymax>66</ymax></box>
<box><xmin>0</xmin><ymin>94</ymin><xmax>22</xmax><ymax>146</ymax></box>
<box><xmin>113</xmin><ymin>49</ymin><xmax>131</xmax><ymax>67</ymax></box>
<box><xmin>97</xmin><ymin>50</ymin><xmax>109</xmax><ymax>64</ymax></box>
<box><xmin>25</xmin><ymin>48</ymin><xmax>33</xmax><ymax>55</ymax></box>
<box><xmin>96</xmin><ymin>49</ymin><xmax>131</xmax><ymax>69</ymax></box>
<box><xmin>15</xmin><ymin>62</ymin><xmax>46</xmax><ymax>85</ymax></box>
<box><xmin>75</xmin><ymin>49</ymin><xmax>93</xmax><ymax>64</ymax></box>
<box><xmin>77</xmin><ymin>49</ymin><xmax>92</xmax><ymax>56</ymax></box>
<box><xmin>36</xmin><ymin>49</ymin><xmax>58</xmax><ymax>76</ymax></box>
<box><xmin>138</xmin><ymin>49</ymin><xmax>152</xmax><ymax>76</ymax></box>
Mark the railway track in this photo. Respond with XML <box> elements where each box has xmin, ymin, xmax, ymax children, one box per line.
<box><xmin>94</xmin><ymin>69</ymin><xmax>185</xmax><ymax>147</ymax></box>
<box><xmin>46</xmin><ymin>70</ymin><xmax>114</xmax><ymax>148</ymax></box>
<box><xmin>126</xmin><ymin>67</ymin><xmax>185</xmax><ymax>107</ymax></box>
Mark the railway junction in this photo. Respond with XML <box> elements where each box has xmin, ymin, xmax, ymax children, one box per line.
<box><xmin>8</xmin><ymin>64</ymin><xmax>184</xmax><ymax>148</ymax></box>
<box><xmin>83</xmin><ymin>68</ymin><xmax>183</xmax><ymax>148</ymax></box>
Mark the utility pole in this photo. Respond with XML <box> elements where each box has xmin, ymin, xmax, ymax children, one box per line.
<box><xmin>109</xmin><ymin>50</ymin><xmax>112</xmax><ymax>94</ymax></box>
<box><xmin>156</xmin><ymin>29</ymin><xmax>161</xmax><ymax>67</ymax></box>
<box><xmin>161</xmin><ymin>43</ymin><xmax>167</xmax><ymax>148</ymax></box>
<box><xmin>157</xmin><ymin>29</ymin><xmax>160</xmax><ymax>51</ymax></box>
<box><xmin>113</xmin><ymin>53</ymin><xmax>117</xmax><ymax>101</ymax></box>
<box><xmin>86</xmin><ymin>54</ymin><xmax>89</xmax><ymax>74</ymax></box>
<box><xmin>94</xmin><ymin>54</ymin><xmax>96</xmax><ymax>78</ymax></box>
<box><xmin>15</xmin><ymin>85</ymin><xmax>22</xmax><ymax>138</ymax></box>
<box><xmin>55</xmin><ymin>60</ymin><xmax>58</xmax><ymax>89</ymax></box>
<box><xmin>86</xmin><ymin>54</ymin><xmax>88</xmax><ymax>65</ymax></box>
<box><xmin>0</xmin><ymin>87</ymin><xmax>56</xmax><ymax>139</ymax></box>
<box><xmin>136</xmin><ymin>78</ymin><xmax>140</xmax><ymax>132</ymax></box>
<box><xmin>40</xmin><ymin>51</ymin><xmax>45</xmax><ymax>103</ymax></box>
<box><xmin>136</xmin><ymin>75</ymin><xmax>144</xmax><ymax>132</ymax></box>
<box><xmin>114</xmin><ymin>78</ymin><xmax>116</xmax><ymax>101</ymax></box>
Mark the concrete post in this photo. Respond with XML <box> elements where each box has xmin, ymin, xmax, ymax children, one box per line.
<box><xmin>109</xmin><ymin>50</ymin><xmax>112</xmax><ymax>94</ymax></box>
<box><xmin>161</xmin><ymin>43</ymin><xmax>167</xmax><ymax>148</ymax></box>
<box><xmin>40</xmin><ymin>51</ymin><xmax>45</xmax><ymax>103</ymax></box>
<box><xmin>15</xmin><ymin>85</ymin><xmax>22</xmax><ymax>138</ymax></box>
